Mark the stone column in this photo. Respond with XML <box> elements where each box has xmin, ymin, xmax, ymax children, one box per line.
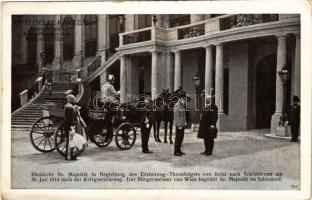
<box><xmin>190</xmin><ymin>14</ymin><xmax>204</xmax><ymax>23</ymax></box>
<box><xmin>165</xmin><ymin>52</ymin><xmax>174</xmax><ymax>92</ymax></box>
<box><xmin>100</xmin><ymin>71</ymin><xmax>107</xmax><ymax>87</ymax></box>
<box><xmin>155</xmin><ymin>15</ymin><xmax>165</xmax><ymax>28</ymax></box>
<box><xmin>293</xmin><ymin>33</ymin><xmax>300</xmax><ymax>98</ymax></box>
<box><xmin>72</xmin><ymin>15</ymin><xmax>83</xmax><ymax>69</ymax></box>
<box><xmin>52</xmin><ymin>15</ymin><xmax>62</xmax><ymax>81</ymax></box>
<box><xmin>151</xmin><ymin>51</ymin><xmax>158</xmax><ymax>99</ymax></box>
<box><xmin>97</xmin><ymin>15</ymin><xmax>108</xmax><ymax>64</ymax></box>
<box><xmin>120</xmin><ymin>55</ymin><xmax>127</xmax><ymax>103</ymax></box>
<box><xmin>36</xmin><ymin>27</ymin><xmax>44</xmax><ymax>73</ymax></box>
<box><xmin>215</xmin><ymin>43</ymin><xmax>224</xmax><ymax>114</ymax></box>
<box><xmin>125</xmin><ymin>15</ymin><xmax>135</xmax><ymax>32</ymax></box>
<box><xmin>204</xmin><ymin>45</ymin><xmax>213</xmax><ymax>97</ymax></box>
<box><xmin>204</xmin><ymin>14</ymin><xmax>212</xmax><ymax>19</ymax></box>
<box><xmin>271</xmin><ymin>34</ymin><xmax>287</xmax><ymax>134</ymax></box>
<box><xmin>174</xmin><ymin>50</ymin><xmax>182</xmax><ymax>91</ymax></box>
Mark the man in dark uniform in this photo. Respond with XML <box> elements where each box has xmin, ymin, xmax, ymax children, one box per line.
<box><xmin>140</xmin><ymin>93</ymin><xmax>153</xmax><ymax>153</ymax></box>
<box><xmin>173</xmin><ymin>92</ymin><xmax>187</xmax><ymax>156</ymax></box>
<box><xmin>288</xmin><ymin>96</ymin><xmax>300</xmax><ymax>142</ymax></box>
<box><xmin>197</xmin><ymin>97</ymin><xmax>218</xmax><ymax>156</ymax></box>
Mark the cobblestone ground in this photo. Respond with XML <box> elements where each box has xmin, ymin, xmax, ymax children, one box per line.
<box><xmin>11</xmin><ymin>128</ymin><xmax>300</xmax><ymax>190</ymax></box>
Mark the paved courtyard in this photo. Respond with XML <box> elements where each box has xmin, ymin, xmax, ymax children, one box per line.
<box><xmin>11</xmin><ymin>128</ymin><xmax>300</xmax><ymax>190</ymax></box>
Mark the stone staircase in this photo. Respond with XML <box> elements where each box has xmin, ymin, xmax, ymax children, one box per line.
<box><xmin>11</xmin><ymin>82</ymin><xmax>77</xmax><ymax>133</ymax></box>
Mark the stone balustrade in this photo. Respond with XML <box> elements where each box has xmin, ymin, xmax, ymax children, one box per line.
<box><xmin>118</xmin><ymin>14</ymin><xmax>297</xmax><ymax>48</ymax></box>
<box><xmin>19</xmin><ymin>89</ymin><xmax>28</xmax><ymax>107</ymax></box>
<box><xmin>120</xmin><ymin>27</ymin><xmax>152</xmax><ymax>46</ymax></box>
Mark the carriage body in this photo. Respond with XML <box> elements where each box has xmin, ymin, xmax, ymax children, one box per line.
<box><xmin>29</xmin><ymin>95</ymin><xmax>139</xmax><ymax>155</ymax></box>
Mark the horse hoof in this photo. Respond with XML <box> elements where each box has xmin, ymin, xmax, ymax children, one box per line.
<box><xmin>164</xmin><ymin>140</ymin><xmax>167</xmax><ymax>143</ymax></box>
<box><xmin>170</xmin><ymin>141</ymin><xmax>173</xmax><ymax>144</ymax></box>
<box><xmin>158</xmin><ymin>139</ymin><xmax>162</xmax><ymax>143</ymax></box>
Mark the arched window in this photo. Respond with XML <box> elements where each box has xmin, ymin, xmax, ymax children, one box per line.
<box><xmin>43</xmin><ymin>24</ymin><xmax>54</xmax><ymax>64</ymax></box>
<box><xmin>138</xmin><ymin>15</ymin><xmax>152</xmax><ymax>29</ymax></box>
<box><xmin>169</xmin><ymin>14</ymin><xmax>190</xmax><ymax>28</ymax></box>
<box><xmin>84</xmin><ymin>15</ymin><xmax>98</xmax><ymax>57</ymax></box>
<box><xmin>26</xmin><ymin>26</ymin><xmax>37</xmax><ymax>71</ymax></box>
<box><xmin>62</xmin><ymin>16</ymin><xmax>75</xmax><ymax>61</ymax></box>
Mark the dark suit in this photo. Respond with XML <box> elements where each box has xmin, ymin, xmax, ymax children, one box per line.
<box><xmin>140</xmin><ymin>101</ymin><xmax>153</xmax><ymax>153</ymax></box>
<box><xmin>197</xmin><ymin>104</ymin><xmax>218</xmax><ymax>155</ymax></box>
<box><xmin>288</xmin><ymin>104</ymin><xmax>300</xmax><ymax>142</ymax></box>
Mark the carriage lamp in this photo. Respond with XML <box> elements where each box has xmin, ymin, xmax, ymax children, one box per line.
<box><xmin>192</xmin><ymin>72</ymin><xmax>201</xmax><ymax>127</ymax></box>
<box><xmin>278</xmin><ymin>66</ymin><xmax>291</xmax><ymax>126</ymax></box>
<box><xmin>153</xmin><ymin>15</ymin><xmax>158</xmax><ymax>26</ymax></box>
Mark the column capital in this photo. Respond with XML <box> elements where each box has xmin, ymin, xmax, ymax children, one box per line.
<box><xmin>203</xmin><ymin>44</ymin><xmax>213</xmax><ymax>49</ymax></box>
<box><xmin>275</xmin><ymin>33</ymin><xmax>288</xmax><ymax>40</ymax></box>
<box><xmin>150</xmin><ymin>50</ymin><xmax>160</xmax><ymax>55</ymax></box>
<box><xmin>213</xmin><ymin>42</ymin><xmax>223</xmax><ymax>47</ymax></box>
<box><xmin>171</xmin><ymin>49</ymin><xmax>181</xmax><ymax>54</ymax></box>
<box><xmin>294</xmin><ymin>32</ymin><xmax>300</xmax><ymax>39</ymax></box>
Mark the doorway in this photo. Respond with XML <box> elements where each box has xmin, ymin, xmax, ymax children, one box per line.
<box><xmin>255</xmin><ymin>54</ymin><xmax>276</xmax><ymax>128</ymax></box>
<box><xmin>26</xmin><ymin>27</ymin><xmax>37</xmax><ymax>71</ymax></box>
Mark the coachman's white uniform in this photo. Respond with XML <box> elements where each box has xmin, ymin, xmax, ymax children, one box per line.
<box><xmin>101</xmin><ymin>82</ymin><xmax>119</xmax><ymax>102</ymax></box>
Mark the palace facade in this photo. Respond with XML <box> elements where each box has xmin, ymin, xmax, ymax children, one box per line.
<box><xmin>12</xmin><ymin>14</ymin><xmax>300</xmax><ymax>133</ymax></box>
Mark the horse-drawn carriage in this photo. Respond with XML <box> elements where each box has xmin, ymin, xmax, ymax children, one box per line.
<box><xmin>29</xmin><ymin>91</ymin><xmax>142</xmax><ymax>157</ymax></box>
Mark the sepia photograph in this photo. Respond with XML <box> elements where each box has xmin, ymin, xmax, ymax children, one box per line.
<box><xmin>1</xmin><ymin>1</ymin><xmax>311</xmax><ymax>200</ymax></box>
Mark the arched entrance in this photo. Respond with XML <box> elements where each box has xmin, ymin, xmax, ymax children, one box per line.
<box><xmin>26</xmin><ymin>27</ymin><xmax>37</xmax><ymax>71</ymax></box>
<box><xmin>255</xmin><ymin>54</ymin><xmax>292</xmax><ymax>128</ymax></box>
<box><xmin>84</xmin><ymin>15</ymin><xmax>98</xmax><ymax>57</ymax></box>
<box><xmin>43</xmin><ymin>24</ymin><xmax>55</xmax><ymax>64</ymax></box>
<box><xmin>62</xmin><ymin>16</ymin><xmax>75</xmax><ymax>61</ymax></box>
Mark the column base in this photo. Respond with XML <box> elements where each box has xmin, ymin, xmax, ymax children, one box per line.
<box><xmin>276</xmin><ymin>125</ymin><xmax>291</xmax><ymax>137</ymax></box>
<box><xmin>97</xmin><ymin>49</ymin><xmax>107</xmax><ymax>65</ymax></box>
<box><xmin>52</xmin><ymin>58</ymin><xmax>61</xmax><ymax>70</ymax></box>
<box><xmin>270</xmin><ymin>112</ymin><xmax>282</xmax><ymax>135</ymax></box>
<box><xmin>73</xmin><ymin>54</ymin><xmax>83</xmax><ymax>69</ymax></box>
<box><xmin>217</xmin><ymin>113</ymin><xmax>227</xmax><ymax>131</ymax></box>
<box><xmin>36</xmin><ymin>60</ymin><xmax>42</xmax><ymax>74</ymax></box>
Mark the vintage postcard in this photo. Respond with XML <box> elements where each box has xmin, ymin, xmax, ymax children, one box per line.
<box><xmin>1</xmin><ymin>1</ymin><xmax>311</xmax><ymax>200</ymax></box>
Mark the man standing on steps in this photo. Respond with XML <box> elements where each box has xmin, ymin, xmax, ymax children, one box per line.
<box><xmin>101</xmin><ymin>74</ymin><xmax>120</xmax><ymax>142</ymax></box>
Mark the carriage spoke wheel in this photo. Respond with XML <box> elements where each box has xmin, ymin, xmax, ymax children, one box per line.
<box><xmin>54</xmin><ymin>123</ymin><xmax>67</xmax><ymax>157</ymax></box>
<box><xmin>54</xmin><ymin>123</ymin><xmax>85</xmax><ymax>158</ymax></box>
<box><xmin>115</xmin><ymin>123</ymin><xmax>136</xmax><ymax>150</ymax></box>
<box><xmin>29</xmin><ymin>116</ymin><xmax>59</xmax><ymax>153</ymax></box>
<box><xmin>92</xmin><ymin>127</ymin><xmax>113</xmax><ymax>147</ymax></box>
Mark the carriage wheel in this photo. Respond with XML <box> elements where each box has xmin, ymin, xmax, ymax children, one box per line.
<box><xmin>29</xmin><ymin>116</ymin><xmax>60</xmax><ymax>153</ymax></box>
<box><xmin>54</xmin><ymin>123</ymin><xmax>85</xmax><ymax>157</ymax></box>
<box><xmin>91</xmin><ymin>126</ymin><xmax>113</xmax><ymax>147</ymax></box>
<box><xmin>54</xmin><ymin>122</ymin><xmax>67</xmax><ymax>157</ymax></box>
<box><xmin>115</xmin><ymin>123</ymin><xmax>136</xmax><ymax>150</ymax></box>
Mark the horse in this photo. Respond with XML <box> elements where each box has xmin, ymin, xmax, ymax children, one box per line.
<box><xmin>153</xmin><ymin>88</ymin><xmax>185</xmax><ymax>144</ymax></box>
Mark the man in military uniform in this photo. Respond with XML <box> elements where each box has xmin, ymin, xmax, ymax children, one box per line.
<box><xmin>173</xmin><ymin>92</ymin><xmax>187</xmax><ymax>156</ymax></box>
<box><xmin>288</xmin><ymin>95</ymin><xmax>300</xmax><ymax>142</ymax></box>
<box><xmin>101</xmin><ymin>74</ymin><xmax>120</xmax><ymax>142</ymax></box>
